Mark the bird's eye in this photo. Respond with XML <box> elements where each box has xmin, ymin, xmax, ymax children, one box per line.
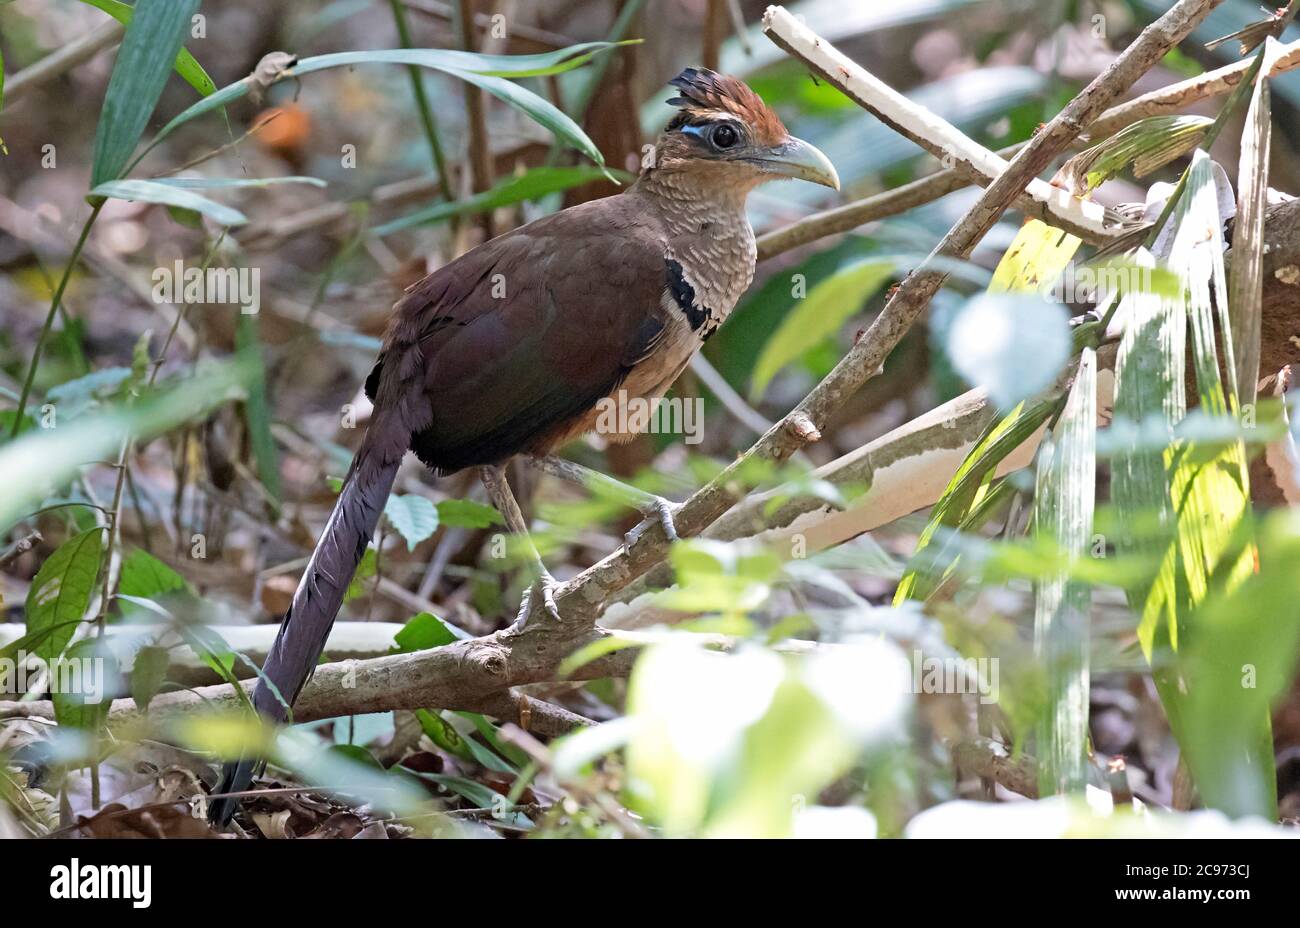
<box><xmin>710</xmin><ymin>123</ymin><xmax>740</xmax><ymax>150</ymax></box>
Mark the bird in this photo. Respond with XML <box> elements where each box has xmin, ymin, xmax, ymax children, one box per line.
<box><xmin>208</xmin><ymin>67</ymin><xmax>838</xmax><ymax>826</ymax></box>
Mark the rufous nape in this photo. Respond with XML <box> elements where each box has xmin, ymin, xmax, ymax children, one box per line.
<box><xmin>210</xmin><ymin>68</ymin><xmax>838</xmax><ymax>826</ymax></box>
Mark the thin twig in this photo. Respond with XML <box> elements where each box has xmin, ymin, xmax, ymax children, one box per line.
<box><xmin>10</xmin><ymin>204</ymin><xmax>103</xmax><ymax>438</ymax></box>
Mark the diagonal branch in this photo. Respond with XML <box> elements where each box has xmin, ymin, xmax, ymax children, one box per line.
<box><xmin>544</xmin><ymin>0</ymin><xmax>1224</xmax><ymax>632</ymax></box>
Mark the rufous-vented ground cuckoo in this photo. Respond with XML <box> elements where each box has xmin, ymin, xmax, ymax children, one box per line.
<box><xmin>210</xmin><ymin>68</ymin><xmax>838</xmax><ymax>825</ymax></box>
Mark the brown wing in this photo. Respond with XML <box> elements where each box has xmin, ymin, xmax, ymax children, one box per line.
<box><xmin>366</xmin><ymin>193</ymin><xmax>673</xmax><ymax>474</ymax></box>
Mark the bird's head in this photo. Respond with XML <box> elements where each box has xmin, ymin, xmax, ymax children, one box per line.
<box><xmin>648</xmin><ymin>67</ymin><xmax>839</xmax><ymax>194</ymax></box>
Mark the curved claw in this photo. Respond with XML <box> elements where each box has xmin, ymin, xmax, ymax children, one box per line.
<box><xmin>508</xmin><ymin>573</ymin><xmax>563</xmax><ymax>632</ymax></box>
<box><xmin>624</xmin><ymin>497</ymin><xmax>682</xmax><ymax>549</ymax></box>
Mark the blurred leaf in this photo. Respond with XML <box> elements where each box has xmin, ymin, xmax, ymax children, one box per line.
<box><xmin>0</xmin><ymin>361</ymin><xmax>253</xmax><ymax>532</ymax></box>
<box><xmin>372</xmin><ymin>166</ymin><xmax>621</xmax><ymax>236</ymax></box>
<box><xmin>25</xmin><ymin>528</ymin><xmax>104</xmax><ymax>660</ymax></box>
<box><xmin>89</xmin><ymin>0</ymin><xmax>201</xmax><ymax>186</ymax></box>
<box><xmin>45</xmin><ymin>367</ymin><xmax>132</xmax><ymax>420</ymax></box>
<box><xmin>130</xmin><ymin>644</ymin><xmax>170</xmax><ymax>710</ymax></box>
<box><xmin>89</xmin><ymin>179</ymin><xmax>247</xmax><ymax>226</ymax></box>
<box><xmin>74</xmin><ymin>0</ymin><xmax>215</xmax><ymax>97</ymax></box>
<box><xmin>117</xmin><ymin>548</ymin><xmax>187</xmax><ymax>599</ymax></box>
<box><xmin>750</xmin><ymin>259</ymin><xmax>894</xmax><ymax>400</ymax></box>
<box><xmin>436</xmin><ymin>498</ymin><xmax>502</xmax><ymax>529</ymax></box>
<box><xmin>1179</xmin><ymin>513</ymin><xmax>1300</xmax><ymax>817</ymax></box>
<box><xmin>384</xmin><ymin>494</ymin><xmax>438</xmax><ymax>551</ymax></box>
<box><xmin>344</xmin><ymin>548</ymin><xmax>378</xmax><ymax>603</ymax></box>
<box><xmin>946</xmin><ymin>292</ymin><xmax>1071</xmax><ymax>409</ymax></box>
<box><xmin>145</xmin><ymin>175</ymin><xmax>326</xmax><ymax>190</ymax></box>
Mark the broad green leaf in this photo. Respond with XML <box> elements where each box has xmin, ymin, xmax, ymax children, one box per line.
<box><xmin>90</xmin><ymin>0</ymin><xmax>201</xmax><ymax>186</ymax></box>
<box><xmin>74</xmin><ymin>0</ymin><xmax>215</xmax><ymax>97</ymax></box>
<box><xmin>144</xmin><ymin>43</ymin><xmax>631</xmax><ymax>169</ymax></box>
<box><xmin>436</xmin><ymin>498</ymin><xmax>502</xmax><ymax>529</ymax></box>
<box><xmin>1033</xmin><ymin>349</ymin><xmax>1097</xmax><ymax>796</ymax></box>
<box><xmin>25</xmin><ymin>528</ymin><xmax>105</xmax><ymax>660</ymax></box>
<box><xmin>117</xmin><ymin>548</ymin><xmax>187</xmax><ymax>598</ymax></box>
<box><xmin>384</xmin><ymin>494</ymin><xmax>439</xmax><ymax>550</ymax></box>
<box><xmin>130</xmin><ymin>644</ymin><xmax>170</xmax><ymax>710</ymax></box>
<box><xmin>750</xmin><ymin>259</ymin><xmax>894</xmax><ymax>400</ymax></box>
<box><xmin>371</xmin><ymin>166</ymin><xmax>622</xmax><ymax>236</ymax></box>
<box><xmin>392</xmin><ymin>612</ymin><xmax>457</xmax><ymax>652</ymax></box>
<box><xmin>89</xmin><ymin>179</ymin><xmax>247</xmax><ymax>226</ymax></box>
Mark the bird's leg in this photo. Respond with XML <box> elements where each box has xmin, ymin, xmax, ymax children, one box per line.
<box><xmin>530</xmin><ymin>455</ymin><xmax>682</xmax><ymax>548</ymax></box>
<box><xmin>478</xmin><ymin>464</ymin><xmax>561</xmax><ymax>630</ymax></box>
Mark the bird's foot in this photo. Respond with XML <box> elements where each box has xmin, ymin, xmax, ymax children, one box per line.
<box><xmin>509</xmin><ymin>570</ymin><xmax>563</xmax><ymax>632</ymax></box>
<box><xmin>624</xmin><ymin>496</ymin><xmax>683</xmax><ymax>549</ymax></box>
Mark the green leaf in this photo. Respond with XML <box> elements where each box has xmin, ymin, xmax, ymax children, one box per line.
<box><xmin>45</xmin><ymin>367</ymin><xmax>133</xmax><ymax>420</ymax></box>
<box><xmin>1032</xmin><ymin>349</ymin><xmax>1097</xmax><ymax>796</ymax></box>
<box><xmin>894</xmin><ymin>395</ymin><xmax>1060</xmax><ymax>603</ymax></box>
<box><xmin>74</xmin><ymin>0</ymin><xmax>216</xmax><ymax>97</ymax></box>
<box><xmin>436</xmin><ymin>498</ymin><xmax>502</xmax><ymax>529</ymax></box>
<box><xmin>25</xmin><ymin>528</ymin><xmax>105</xmax><ymax>660</ymax></box>
<box><xmin>117</xmin><ymin>548</ymin><xmax>187</xmax><ymax>598</ymax></box>
<box><xmin>415</xmin><ymin>708</ymin><xmax>475</xmax><ymax>761</ymax></box>
<box><xmin>52</xmin><ymin>637</ymin><xmax>117</xmax><ymax>730</ymax></box>
<box><xmin>344</xmin><ymin>548</ymin><xmax>378</xmax><ymax>603</ymax></box>
<box><xmin>750</xmin><ymin>260</ymin><xmax>894</xmax><ymax>400</ymax></box>
<box><xmin>372</xmin><ymin>166</ymin><xmax>621</xmax><ymax>236</ymax></box>
<box><xmin>1058</xmin><ymin>115</ymin><xmax>1212</xmax><ymax>195</ymax></box>
<box><xmin>0</xmin><ymin>360</ymin><xmax>254</xmax><ymax>533</ymax></box>
<box><xmin>145</xmin><ymin>43</ymin><xmax>631</xmax><ymax>168</ymax></box>
<box><xmin>89</xmin><ymin>179</ymin><xmax>248</xmax><ymax>226</ymax></box>
<box><xmin>392</xmin><ymin>612</ymin><xmax>456</xmax><ymax>652</ymax></box>
<box><xmin>90</xmin><ymin>0</ymin><xmax>202</xmax><ymax>186</ymax></box>
<box><xmin>130</xmin><ymin>644</ymin><xmax>170</xmax><ymax>710</ymax></box>
<box><xmin>384</xmin><ymin>494</ymin><xmax>439</xmax><ymax>550</ymax></box>
<box><xmin>143</xmin><ymin>175</ymin><xmax>327</xmax><ymax>191</ymax></box>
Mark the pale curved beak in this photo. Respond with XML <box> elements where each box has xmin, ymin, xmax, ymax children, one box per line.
<box><xmin>751</xmin><ymin>136</ymin><xmax>840</xmax><ymax>190</ymax></box>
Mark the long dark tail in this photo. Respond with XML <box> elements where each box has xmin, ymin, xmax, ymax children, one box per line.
<box><xmin>209</xmin><ymin>389</ymin><xmax>412</xmax><ymax>826</ymax></box>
